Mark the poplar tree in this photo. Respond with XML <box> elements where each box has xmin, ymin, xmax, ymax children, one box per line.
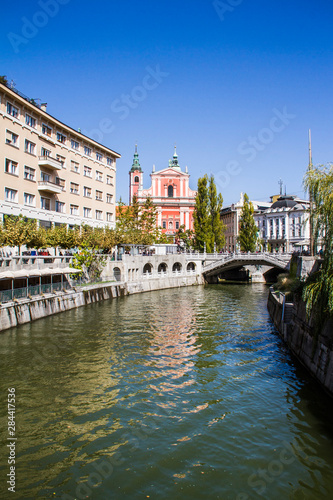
<box><xmin>237</xmin><ymin>193</ymin><xmax>258</xmax><ymax>252</ymax></box>
<box><xmin>193</xmin><ymin>174</ymin><xmax>225</xmax><ymax>252</ymax></box>
<box><xmin>209</xmin><ymin>175</ymin><xmax>225</xmax><ymax>251</ymax></box>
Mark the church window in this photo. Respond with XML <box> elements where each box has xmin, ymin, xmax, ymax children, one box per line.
<box><xmin>168</xmin><ymin>185</ymin><xmax>173</xmax><ymax>197</ymax></box>
<box><xmin>134</xmin><ymin>176</ymin><xmax>139</xmax><ymax>183</ymax></box>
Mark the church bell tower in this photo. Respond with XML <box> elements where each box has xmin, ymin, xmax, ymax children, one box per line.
<box><xmin>129</xmin><ymin>145</ymin><xmax>143</xmax><ymax>204</ymax></box>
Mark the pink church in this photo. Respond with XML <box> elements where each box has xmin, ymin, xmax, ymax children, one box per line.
<box><xmin>129</xmin><ymin>146</ymin><xmax>197</xmax><ymax>235</ymax></box>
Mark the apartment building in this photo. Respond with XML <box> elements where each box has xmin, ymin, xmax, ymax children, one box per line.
<box><xmin>0</xmin><ymin>81</ymin><xmax>120</xmax><ymax>229</ymax></box>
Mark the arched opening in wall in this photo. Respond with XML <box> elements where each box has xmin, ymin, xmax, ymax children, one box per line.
<box><xmin>173</xmin><ymin>262</ymin><xmax>182</xmax><ymax>272</ymax></box>
<box><xmin>113</xmin><ymin>267</ymin><xmax>121</xmax><ymax>281</ymax></box>
<box><xmin>187</xmin><ymin>262</ymin><xmax>196</xmax><ymax>271</ymax></box>
<box><xmin>158</xmin><ymin>262</ymin><xmax>167</xmax><ymax>273</ymax></box>
<box><xmin>168</xmin><ymin>185</ymin><xmax>173</xmax><ymax>197</ymax></box>
<box><xmin>168</xmin><ymin>221</ymin><xmax>173</xmax><ymax>229</ymax></box>
<box><xmin>134</xmin><ymin>176</ymin><xmax>139</xmax><ymax>183</ymax></box>
<box><xmin>143</xmin><ymin>263</ymin><xmax>153</xmax><ymax>274</ymax></box>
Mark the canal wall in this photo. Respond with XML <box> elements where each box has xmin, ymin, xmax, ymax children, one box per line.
<box><xmin>267</xmin><ymin>288</ymin><xmax>333</xmax><ymax>397</ymax></box>
<box><xmin>0</xmin><ymin>284</ymin><xmax>124</xmax><ymax>332</ymax></box>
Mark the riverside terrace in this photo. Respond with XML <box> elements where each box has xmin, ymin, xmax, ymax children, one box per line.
<box><xmin>0</xmin><ymin>246</ymin><xmax>204</xmax><ymax>303</ymax></box>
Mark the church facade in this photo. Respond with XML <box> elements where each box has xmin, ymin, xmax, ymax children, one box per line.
<box><xmin>129</xmin><ymin>147</ymin><xmax>197</xmax><ymax>236</ymax></box>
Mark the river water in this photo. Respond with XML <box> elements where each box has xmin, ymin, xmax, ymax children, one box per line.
<box><xmin>0</xmin><ymin>284</ymin><xmax>333</xmax><ymax>500</ymax></box>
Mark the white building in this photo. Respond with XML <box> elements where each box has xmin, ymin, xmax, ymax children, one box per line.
<box><xmin>254</xmin><ymin>195</ymin><xmax>310</xmax><ymax>253</ymax></box>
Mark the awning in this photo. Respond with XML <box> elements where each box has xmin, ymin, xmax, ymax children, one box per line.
<box><xmin>0</xmin><ymin>271</ymin><xmax>15</xmax><ymax>279</ymax></box>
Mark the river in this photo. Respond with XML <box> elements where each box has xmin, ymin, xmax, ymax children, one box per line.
<box><xmin>0</xmin><ymin>284</ymin><xmax>333</xmax><ymax>500</ymax></box>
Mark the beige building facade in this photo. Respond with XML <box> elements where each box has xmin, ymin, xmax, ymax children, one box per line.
<box><xmin>0</xmin><ymin>82</ymin><xmax>120</xmax><ymax>229</ymax></box>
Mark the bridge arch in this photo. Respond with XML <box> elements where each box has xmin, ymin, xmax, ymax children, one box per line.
<box><xmin>187</xmin><ymin>262</ymin><xmax>196</xmax><ymax>271</ymax></box>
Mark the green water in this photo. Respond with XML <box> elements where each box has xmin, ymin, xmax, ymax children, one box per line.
<box><xmin>0</xmin><ymin>284</ymin><xmax>333</xmax><ymax>500</ymax></box>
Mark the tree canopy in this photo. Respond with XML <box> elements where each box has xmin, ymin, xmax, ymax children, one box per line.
<box><xmin>237</xmin><ymin>193</ymin><xmax>258</xmax><ymax>252</ymax></box>
<box><xmin>193</xmin><ymin>174</ymin><xmax>225</xmax><ymax>252</ymax></box>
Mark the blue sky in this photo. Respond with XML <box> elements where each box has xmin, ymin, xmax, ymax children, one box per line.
<box><xmin>1</xmin><ymin>0</ymin><xmax>333</xmax><ymax>205</ymax></box>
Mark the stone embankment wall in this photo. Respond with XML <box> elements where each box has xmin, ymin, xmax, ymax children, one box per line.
<box><xmin>267</xmin><ymin>288</ymin><xmax>333</xmax><ymax>397</ymax></box>
<box><xmin>0</xmin><ymin>284</ymin><xmax>124</xmax><ymax>333</ymax></box>
<box><xmin>0</xmin><ymin>270</ymin><xmax>204</xmax><ymax>333</ymax></box>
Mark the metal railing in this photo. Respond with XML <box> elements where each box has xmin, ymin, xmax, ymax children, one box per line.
<box><xmin>0</xmin><ymin>282</ymin><xmax>71</xmax><ymax>304</ymax></box>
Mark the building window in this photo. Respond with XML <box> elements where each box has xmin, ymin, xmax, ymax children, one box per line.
<box><xmin>83</xmin><ymin>186</ymin><xmax>91</xmax><ymax>198</ymax></box>
<box><xmin>96</xmin><ymin>170</ymin><xmax>103</xmax><ymax>182</ymax></box>
<box><xmin>162</xmin><ymin>221</ymin><xmax>166</xmax><ymax>229</ymax></box>
<box><xmin>56</xmin><ymin>154</ymin><xmax>66</xmax><ymax>168</ymax></box>
<box><xmin>96</xmin><ymin>190</ymin><xmax>103</xmax><ymax>201</ymax></box>
<box><xmin>56</xmin><ymin>132</ymin><xmax>66</xmax><ymax>144</ymax></box>
<box><xmin>95</xmin><ymin>210</ymin><xmax>103</xmax><ymax>220</ymax></box>
<box><xmin>96</xmin><ymin>152</ymin><xmax>103</xmax><ymax>162</ymax></box>
<box><xmin>7</xmin><ymin>102</ymin><xmax>19</xmax><ymax>118</ymax></box>
<box><xmin>41</xmin><ymin>172</ymin><xmax>50</xmax><ymax>182</ymax></box>
<box><xmin>106</xmin><ymin>212</ymin><xmax>113</xmax><ymax>222</ymax></box>
<box><xmin>42</xmin><ymin>124</ymin><xmax>52</xmax><ymax>137</ymax></box>
<box><xmin>24</xmin><ymin>165</ymin><xmax>35</xmax><ymax>181</ymax></box>
<box><xmin>70</xmin><ymin>204</ymin><xmax>79</xmax><ymax>215</ymax></box>
<box><xmin>169</xmin><ymin>221</ymin><xmax>173</xmax><ymax>229</ymax></box>
<box><xmin>55</xmin><ymin>201</ymin><xmax>65</xmax><ymax>213</ymax></box>
<box><xmin>24</xmin><ymin>193</ymin><xmax>35</xmax><ymax>206</ymax></box>
<box><xmin>70</xmin><ymin>182</ymin><xmax>79</xmax><ymax>195</ymax></box>
<box><xmin>25</xmin><ymin>140</ymin><xmax>36</xmax><ymax>155</ymax></box>
<box><xmin>5</xmin><ymin>159</ymin><xmax>18</xmax><ymax>175</ymax></box>
<box><xmin>71</xmin><ymin>161</ymin><xmax>80</xmax><ymax>173</ymax></box>
<box><xmin>106</xmin><ymin>193</ymin><xmax>113</xmax><ymax>204</ymax></box>
<box><xmin>176</xmin><ymin>221</ymin><xmax>179</xmax><ymax>229</ymax></box>
<box><xmin>6</xmin><ymin>130</ymin><xmax>19</xmax><ymax>147</ymax></box>
<box><xmin>71</xmin><ymin>139</ymin><xmax>79</xmax><ymax>150</ymax></box>
<box><xmin>134</xmin><ymin>176</ymin><xmax>139</xmax><ymax>183</ymax></box>
<box><xmin>25</xmin><ymin>114</ymin><xmax>36</xmax><ymax>128</ymax></box>
<box><xmin>5</xmin><ymin>187</ymin><xmax>18</xmax><ymax>202</ymax></box>
<box><xmin>84</xmin><ymin>165</ymin><xmax>92</xmax><ymax>177</ymax></box>
<box><xmin>84</xmin><ymin>146</ymin><xmax>92</xmax><ymax>157</ymax></box>
<box><xmin>83</xmin><ymin>207</ymin><xmax>91</xmax><ymax>218</ymax></box>
<box><xmin>168</xmin><ymin>185</ymin><xmax>174</xmax><ymax>197</ymax></box>
<box><xmin>41</xmin><ymin>197</ymin><xmax>51</xmax><ymax>210</ymax></box>
<box><xmin>107</xmin><ymin>157</ymin><xmax>113</xmax><ymax>166</ymax></box>
<box><xmin>106</xmin><ymin>175</ymin><xmax>113</xmax><ymax>185</ymax></box>
<box><xmin>41</xmin><ymin>147</ymin><xmax>50</xmax><ymax>157</ymax></box>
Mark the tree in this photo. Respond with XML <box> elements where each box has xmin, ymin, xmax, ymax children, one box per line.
<box><xmin>2</xmin><ymin>215</ymin><xmax>38</xmax><ymax>255</ymax></box>
<box><xmin>237</xmin><ymin>193</ymin><xmax>258</xmax><ymax>252</ymax></box>
<box><xmin>209</xmin><ymin>175</ymin><xmax>225</xmax><ymax>251</ymax></box>
<box><xmin>176</xmin><ymin>225</ymin><xmax>194</xmax><ymax>250</ymax></box>
<box><xmin>302</xmin><ymin>164</ymin><xmax>333</xmax><ymax>327</ymax></box>
<box><xmin>116</xmin><ymin>195</ymin><xmax>161</xmax><ymax>245</ymax></box>
<box><xmin>193</xmin><ymin>174</ymin><xmax>225</xmax><ymax>252</ymax></box>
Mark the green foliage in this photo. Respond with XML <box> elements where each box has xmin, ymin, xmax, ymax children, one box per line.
<box><xmin>2</xmin><ymin>215</ymin><xmax>38</xmax><ymax>254</ymax></box>
<box><xmin>193</xmin><ymin>174</ymin><xmax>225</xmax><ymax>252</ymax></box>
<box><xmin>237</xmin><ymin>193</ymin><xmax>258</xmax><ymax>252</ymax></box>
<box><xmin>302</xmin><ymin>164</ymin><xmax>333</xmax><ymax>329</ymax></box>
<box><xmin>176</xmin><ymin>224</ymin><xmax>194</xmax><ymax>250</ymax></box>
<box><xmin>0</xmin><ymin>75</ymin><xmax>8</xmax><ymax>85</ymax></box>
<box><xmin>116</xmin><ymin>195</ymin><xmax>163</xmax><ymax>245</ymax></box>
<box><xmin>71</xmin><ymin>247</ymin><xmax>106</xmax><ymax>281</ymax></box>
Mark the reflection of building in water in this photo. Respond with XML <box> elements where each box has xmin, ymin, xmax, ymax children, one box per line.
<box><xmin>146</xmin><ymin>297</ymin><xmax>200</xmax><ymax>391</ymax></box>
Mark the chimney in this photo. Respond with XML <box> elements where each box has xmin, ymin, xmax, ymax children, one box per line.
<box><xmin>41</xmin><ymin>103</ymin><xmax>47</xmax><ymax>111</ymax></box>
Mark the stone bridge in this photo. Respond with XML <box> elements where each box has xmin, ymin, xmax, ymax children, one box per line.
<box><xmin>203</xmin><ymin>252</ymin><xmax>291</xmax><ymax>280</ymax></box>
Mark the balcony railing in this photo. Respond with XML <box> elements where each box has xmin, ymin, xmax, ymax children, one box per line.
<box><xmin>38</xmin><ymin>180</ymin><xmax>63</xmax><ymax>194</ymax></box>
<box><xmin>38</xmin><ymin>155</ymin><xmax>63</xmax><ymax>170</ymax></box>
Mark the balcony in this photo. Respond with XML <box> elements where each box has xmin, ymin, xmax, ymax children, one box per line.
<box><xmin>38</xmin><ymin>180</ymin><xmax>63</xmax><ymax>194</ymax></box>
<box><xmin>38</xmin><ymin>155</ymin><xmax>63</xmax><ymax>171</ymax></box>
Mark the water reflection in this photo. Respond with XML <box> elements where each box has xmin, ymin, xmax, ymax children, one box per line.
<box><xmin>0</xmin><ymin>285</ymin><xmax>332</xmax><ymax>500</ymax></box>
